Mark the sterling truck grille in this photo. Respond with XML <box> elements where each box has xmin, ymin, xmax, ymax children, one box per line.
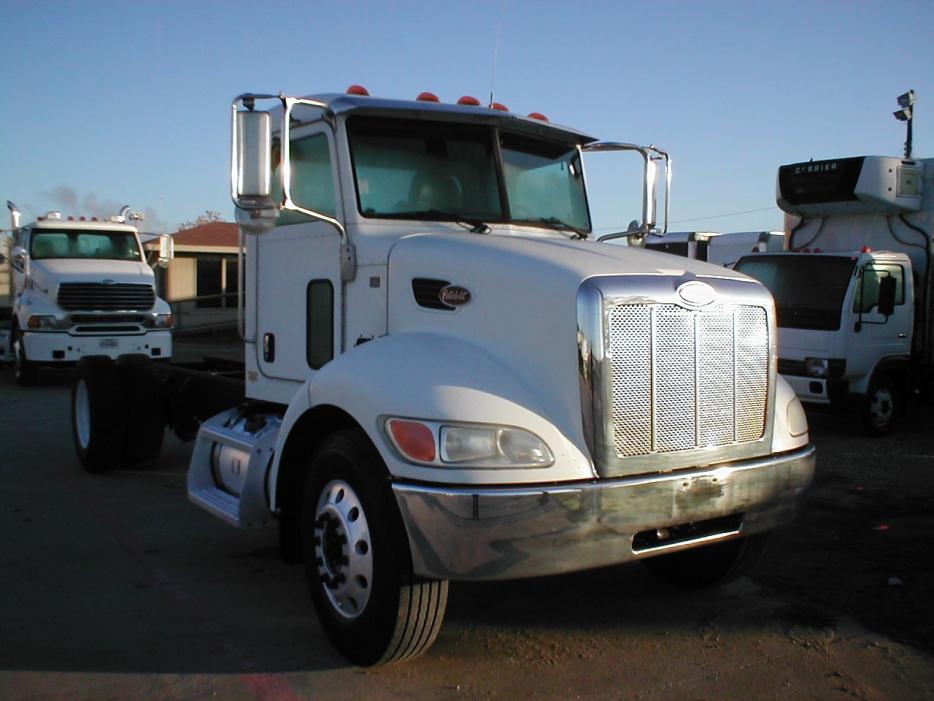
<box><xmin>58</xmin><ymin>283</ymin><xmax>156</xmax><ymax>312</ymax></box>
<box><xmin>607</xmin><ymin>303</ymin><xmax>769</xmax><ymax>458</ymax></box>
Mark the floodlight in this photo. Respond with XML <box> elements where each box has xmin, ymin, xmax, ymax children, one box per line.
<box><xmin>897</xmin><ymin>90</ymin><xmax>915</xmax><ymax>109</ymax></box>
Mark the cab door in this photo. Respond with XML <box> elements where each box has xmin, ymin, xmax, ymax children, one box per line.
<box><xmin>845</xmin><ymin>260</ymin><xmax>912</xmax><ymax>380</ymax></box>
<box><xmin>254</xmin><ymin>126</ymin><xmax>342</xmax><ymax>382</ymax></box>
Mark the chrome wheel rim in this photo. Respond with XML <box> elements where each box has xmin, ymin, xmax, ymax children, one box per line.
<box><xmin>869</xmin><ymin>387</ymin><xmax>894</xmax><ymax>429</ymax></box>
<box><xmin>314</xmin><ymin>479</ymin><xmax>373</xmax><ymax>620</ymax></box>
<box><xmin>74</xmin><ymin>380</ymin><xmax>91</xmax><ymax>449</ymax></box>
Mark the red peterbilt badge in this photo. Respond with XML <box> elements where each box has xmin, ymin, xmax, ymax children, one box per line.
<box><xmin>440</xmin><ymin>285</ymin><xmax>471</xmax><ymax>306</ymax></box>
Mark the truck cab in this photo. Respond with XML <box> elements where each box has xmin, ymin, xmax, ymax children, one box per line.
<box><xmin>735</xmin><ymin>155</ymin><xmax>933</xmax><ymax>434</ymax></box>
<box><xmin>5</xmin><ymin>207</ymin><xmax>173</xmax><ymax>385</ymax></box>
<box><xmin>74</xmin><ymin>88</ymin><xmax>815</xmax><ymax>666</ymax></box>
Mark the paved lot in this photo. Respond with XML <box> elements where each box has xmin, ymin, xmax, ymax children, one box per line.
<box><xmin>1</xmin><ymin>363</ymin><xmax>932</xmax><ymax>701</ymax></box>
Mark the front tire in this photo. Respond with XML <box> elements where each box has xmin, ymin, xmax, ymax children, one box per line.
<box><xmin>861</xmin><ymin>374</ymin><xmax>899</xmax><ymax>436</ymax></box>
<box><xmin>641</xmin><ymin>533</ymin><xmax>769</xmax><ymax>590</ymax></box>
<box><xmin>301</xmin><ymin>430</ymin><xmax>448</xmax><ymax>666</ymax></box>
<box><xmin>12</xmin><ymin>326</ymin><xmax>37</xmax><ymax>387</ymax></box>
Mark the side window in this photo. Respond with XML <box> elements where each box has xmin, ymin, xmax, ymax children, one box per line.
<box><xmin>306</xmin><ymin>280</ymin><xmax>334</xmax><ymax>369</ymax></box>
<box><xmin>854</xmin><ymin>264</ymin><xmax>905</xmax><ymax>313</ymax></box>
<box><xmin>273</xmin><ymin>133</ymin><xmax>336</xmax><ymax>226</ymax></box>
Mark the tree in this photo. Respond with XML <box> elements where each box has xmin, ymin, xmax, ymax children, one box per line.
<box><xmin>178</xmin><ymin>210</ymin><xmax>225</xmax><ymax>231</ymax></box>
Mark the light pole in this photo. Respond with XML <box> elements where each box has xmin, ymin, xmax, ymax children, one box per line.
<box><xmin>893</xmin><ymin>90</ymin><xmax>915</xmax><ymax>159</ymax></box>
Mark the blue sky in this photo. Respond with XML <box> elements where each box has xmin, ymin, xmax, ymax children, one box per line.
<box><xmin>1</xmin><ymin>0</ymin><xmax>932</xmax><ymax>235</ymax></box>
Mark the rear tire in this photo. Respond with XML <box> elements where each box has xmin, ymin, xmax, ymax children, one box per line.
<box><xmin>73</xmin><ymin>357</ymin><xmax>126</xmax><ymax>472</ymax></box>
<box><xmin>641</xmin><ymin>533</ymin><xmax>769</xmax><ymax>590</ymax></box>
<box><xmin>301</xmin><ymin>430</ymin><xmax>448</xmax><ymax>666</ymax></box>
<box><xmin>115</xmin><ymin>355</ymin><xmax>165</xmax><ymax>468</ymax></box>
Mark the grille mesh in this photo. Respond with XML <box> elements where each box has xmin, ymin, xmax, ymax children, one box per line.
<box><xmin>608</xmin><ymin>303</ymin><xmax>768</xmax><ymax>458</ymax></box>
<box><xmin>57</xmin><ymin>283</ymin><xmax>155</xmax><ymax>312</ymax></box>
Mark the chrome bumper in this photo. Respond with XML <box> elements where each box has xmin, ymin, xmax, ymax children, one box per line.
<box><xmin>392</xmin><ymin>445</ymin><xmax>815</xmax><ymax>581</ymax></box>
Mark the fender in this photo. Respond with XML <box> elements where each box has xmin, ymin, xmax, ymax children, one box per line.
<box><xmin>268</xmin><ymin>331</ymin><xmax>596</xmax><ymax>512</ymax></box>
<box><xmin>852</xmin><ymin>354</ymin><xmax>911</xmax><ymax>396</ymax></box>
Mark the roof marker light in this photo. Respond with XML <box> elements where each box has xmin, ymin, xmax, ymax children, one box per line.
<box><xmin>417</xmin><ymin>92</ymin><xmax>440</xmax><ymax>103</ymax></box>
<box><xmin>457</xmin><ymin>95</ymin><xmax>481</xmax><ymax>106</ymax></box>
<box><xmin>490</xmin><ymin>102</ymin><xmax>509</xmax><ymax>111</ymax></box>
<box><xmin>861</xmin><ymin>246</ymin><xmax>873</xmax><ymax>253</ymax></box>
<box><xmin>528</xmin><ymin>112</ymin><xmax>549</xmax><ymax>122</ymax></box>
<box><xmin>346</xmin><ymin>84</ymin><xmax>370</xmax><ymax>96</ymax></box>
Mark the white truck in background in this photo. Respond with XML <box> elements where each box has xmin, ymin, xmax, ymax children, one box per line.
<box><xmin>644</xmin><ymin>230</ymin><xmax>784</xmax><ymax>266</ymax></box>
<box><xmin>3</xmin><ymin>202</ymin><xmax>174</xmax><ymax>385</ymax></box>
<box><xmin>734</xmin><ymin>155</ymin><xmax>933</xmax><ymax>434</ymax></box>
<box><xmin>71</xmin><ymin>88</ymin><xmax>815</xmax><ymax>665</ymax></box>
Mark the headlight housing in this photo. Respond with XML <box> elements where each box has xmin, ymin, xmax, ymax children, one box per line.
<box><xmin>803</xmin><ymin>357</ymin><xmax>846</xmax><ymax>379</ymax></box>
<box><xmin>27</xmin><ymin>314</ymin><xmax>63</xmax><ymax>330</ymax></box>
<box><xmin>144</xmin><ymin>313</ymin><xmax>174</xmax><ymax>329</ymax></box>
<box><xmin>385</xmin><ymin>418</ymin><xmax>554</xmax><ymax>468</ymax></box>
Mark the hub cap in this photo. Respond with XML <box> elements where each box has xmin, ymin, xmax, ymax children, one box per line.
<box><xmin>869</xmin><ymin>387</ymin><xmax>894</xmax><ymax>429</ymax></box>
<box><xmin>314</xmin><ymin>479</ymin><xmax>373</xmax><ymax>619</ymax></box>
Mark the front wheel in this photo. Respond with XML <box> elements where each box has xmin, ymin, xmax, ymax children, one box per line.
<box><xmin>12</xmin><ymin>326</ymin><xmax>37</xmax><ymax>387</ymax></box>
<box><xmin>301</xmin><ymin>430</ymin><xmax>448</xmax><ymax>666</ymax></box>
<box><xmin>72</xmin><ymin>357</ymin><xmax>127</xmax><ymax>472</ymax></box>
<box><xmin>641</xmin><ymin>533</ymin><xmax>769</xmax><ymax>590</ymax></box>
<box><xmin>861</xmin><ymin>375</ymin><xmax>899</xmax><ymax>436</ymax></box>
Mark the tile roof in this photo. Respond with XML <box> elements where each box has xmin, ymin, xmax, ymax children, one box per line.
<box><xmin>172</xmin><ymin>222</ymin><xmax>239</xmax><ymax>247</ymax></box>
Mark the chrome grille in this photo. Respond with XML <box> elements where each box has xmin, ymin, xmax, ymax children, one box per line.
<box><xmin>57</xmin><ymin>283</ymin><xmax>155</xmax><ymax>312</ymax></box>
<box><xmin>607</xmin><ymin>303</ymin><xmax>768</xmax><ymax>458</ymax></box>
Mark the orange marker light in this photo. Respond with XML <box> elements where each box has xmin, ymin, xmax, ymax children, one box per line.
<box><xmin>457</xmin><ymin>96</ymin><xmax>481</xmax><ymax>106</ymax></box>
<box><xmin>387</xmin><ymin>419</ymin><xmax>436</xmax><ymax>463</ymax></box>
<box><xmin>347</xmin><ymin>84</ymin><xmax>370</xmax><ymax>96</ymax></box>
<box><xmin>490</xmin><ymin>102</ymin><xmax>509</xmax><ymax>111</ymax></box>
<box><xmin>528</xmin><ymin>112</ymin><xmax>549</xmax><ymax>122</ymax></box>
<box><xmin>417</xmin><ymin>92</ymin><xmax>440</xmax><ymax>103</ymax></box>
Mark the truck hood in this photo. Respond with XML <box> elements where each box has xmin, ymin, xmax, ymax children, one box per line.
<box><xmin>774</xmin><ymin>327</ymin><xmax>833</xmax><ymax>356</ymax></box>
<box><xmin>29</xmin><ymin>259</ymin><xmax>154</xmax><ymax>293</ymax></box>
<box><xmin>386</xmin><ymin>232</ymin><xmax>763</xmax><ymax>454</ymax></box>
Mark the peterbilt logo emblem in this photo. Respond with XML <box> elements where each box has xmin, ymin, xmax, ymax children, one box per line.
<box><xmin>676</xmin><ymin>281</ymin><xmax>716</xmax><ymax>307</ymax></box>
<box><xmin>440</xmin><ymin>285</ymin><xmax>471</xmax><ymax>306</ymax></box>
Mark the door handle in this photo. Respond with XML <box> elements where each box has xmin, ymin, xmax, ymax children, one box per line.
<box><xmin>898</xmin><ymin>333</ymin><xmax>908</xmax><ymax>339</ymax></box>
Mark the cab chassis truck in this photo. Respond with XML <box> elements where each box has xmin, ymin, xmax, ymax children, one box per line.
<box><xmin>72</xmin><ymin>89</ymin><xmax>815</xmax><ymax>665</ymax></box>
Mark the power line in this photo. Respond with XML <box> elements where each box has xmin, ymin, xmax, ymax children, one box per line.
<box><xmin>668</xmin><ymin>206</ymin><xmax>777</xmax><ymax>224</ymax></box>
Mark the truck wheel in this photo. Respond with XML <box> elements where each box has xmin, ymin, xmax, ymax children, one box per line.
<box><xmin>301</xmin><ymin>430</ymin><xmax>448</xmax><ymax>666</ymax></box>
<box><xmin>115</xmin><ymin>355</ymin><xmax>166</xmax><ymax>468</ymax></box>
<box><xmin>862</xmin><ymin>375</ymin><xmax>898</xmax><ymax>436</ymax></box>
<box><xmin>12</xmin><ymin>326</ymin><xmax>37</xmax><ymax>387</ymax></box>
<box><xmin>73</xmin><ymin>357</ymin><xmax>127</xmax><ymax>472</ymax></box>
<box><xmin>641</xmin><ymin>533</ymin><xmax>769</xmax><ymax>590</ymax></box>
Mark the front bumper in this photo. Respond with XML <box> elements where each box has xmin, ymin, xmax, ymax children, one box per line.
<box><xmin>393</xmin><ymin>445</ymin><xmax>815</xmax><ymax>581</ymax></box>
<box><xmin>22</xmin><ymin>330</ymin><xmax>172</xmax><ymax>363</ymax></box>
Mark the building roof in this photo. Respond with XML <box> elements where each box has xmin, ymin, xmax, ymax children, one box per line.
<box><xmin>172</xmin><ymin>221</ymin><xmax>238</xmax><ymax>247</ymax></box>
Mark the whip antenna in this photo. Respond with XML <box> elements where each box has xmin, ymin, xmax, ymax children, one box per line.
<box><xmin>489</xmin><ymin>0</ymin><xmax>507</xmax><ymax>107</ymax></box>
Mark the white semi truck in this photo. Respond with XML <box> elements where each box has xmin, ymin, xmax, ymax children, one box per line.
<box><xmin>735</xmin><ymin>155</ymin><xmax>933</xmax><ymax>434</ymax></box>
<box><xmin>3</xmin><ymin>203</ymin><xmax>174</xmax><ymax>385</ymax></box>
<box><xmin>72</xmin><ymin>89</ymin><xmax>815</xmax><ymax>665</ymax></box>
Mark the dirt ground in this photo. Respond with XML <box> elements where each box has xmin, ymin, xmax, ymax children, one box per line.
<box><xmin>1</xmin><ymin>361</ymin><xmax>933</xmax><ymax>700</ymax></box>
<box><xmin>754</xmin><ymin>401</ymin><xmax>934</xmax><ymax>654</ymax></box>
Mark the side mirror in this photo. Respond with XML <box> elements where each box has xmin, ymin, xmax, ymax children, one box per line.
<box><xmin>878</xmin><ymin>275</ymin><xmax>896</xmax><ymax>317</ymax></box>
<box><xmin>157</xmin><ymin>234</ymin><xmax>174</xmax><ymax>269</ymax></box>
<box><xmin>11</xmin><ymin>245</ymin><xmax>27</xmax><ymax>272</ymax></box>
<box><xmin>232</xmin><ymin>105</ymin><xmax>278</xmax><ymax>235</ymax></box>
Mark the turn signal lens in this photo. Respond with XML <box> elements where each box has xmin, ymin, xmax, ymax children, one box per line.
<box><xmin>386</xmin><ymin>419</ymin><xmax>436</xmax><ymax>463</ymax></box>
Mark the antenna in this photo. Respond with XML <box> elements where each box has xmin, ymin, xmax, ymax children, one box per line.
<box><xmin>489</xmin><ymin>0</ymin><xmax>507</xmax><ymax>107</ymax></box>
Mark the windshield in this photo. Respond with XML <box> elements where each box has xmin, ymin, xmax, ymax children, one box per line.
<box><xmin>735</xmin><ymin>255</ymin><xmax>856</xmax><ymax>331</ymax></box>
<box><xmin>346</xmin><ymin>116</ymin><xmax>591</xmax><ymax>233</ymax></box>
<box><xmin>30</xmin><ymin>229</ymin><xmax>142</xmax><ymax>262</ymax></box>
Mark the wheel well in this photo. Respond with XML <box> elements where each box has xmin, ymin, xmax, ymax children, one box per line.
<box><xmin>275</xmin><ymin>405</ymin><xmax>370</xmax><ymax>526</ymax></box>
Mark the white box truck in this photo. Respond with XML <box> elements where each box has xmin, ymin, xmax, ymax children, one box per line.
<box><xmin>3</xmin><ymin>202</ymin><xmax>174</xmax><ymax>385</ymax></box>
<box><xmin>72</xmin><ymin>88</ymin><xmax>815</xmax><ymax>665</ymax></box>
<box><xmin>735</xmin><ymin>155</ymin><xmax>932</xmax><ymax>434</ymax></box>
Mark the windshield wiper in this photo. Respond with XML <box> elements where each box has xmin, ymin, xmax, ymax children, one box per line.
<box><xmin>386</xmin><ymin>209</ymin><xmax>490</xmax><ymax>234</ymax></box>
<box><xmin>520</xmin><ymin>217</ymin><xmax>588</xmax><ymax>239</ymax></box>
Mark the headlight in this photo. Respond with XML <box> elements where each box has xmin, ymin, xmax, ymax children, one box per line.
<box><xmin>803</xmin><ymin>357</ymin><xmax>829</xmax><ymax>378</ymax></box>
<box><xmin>145</xmin><ymin>314</ymin><xmax>174</xmax><ymax>329</ymax></box>
<box><xmin>27</xmin><ymin>314</ymin><xmax>62</xmax><ymax>330</ymax></box>
<box><xmin>803</xmin><ymin>357</ymin><xmax>845</xmax><ymax>379</ymax></box>
<box><xmin>386</xmin><ymin>418</ymin><xmax>554</xmax><ymax>468</ymax></box>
